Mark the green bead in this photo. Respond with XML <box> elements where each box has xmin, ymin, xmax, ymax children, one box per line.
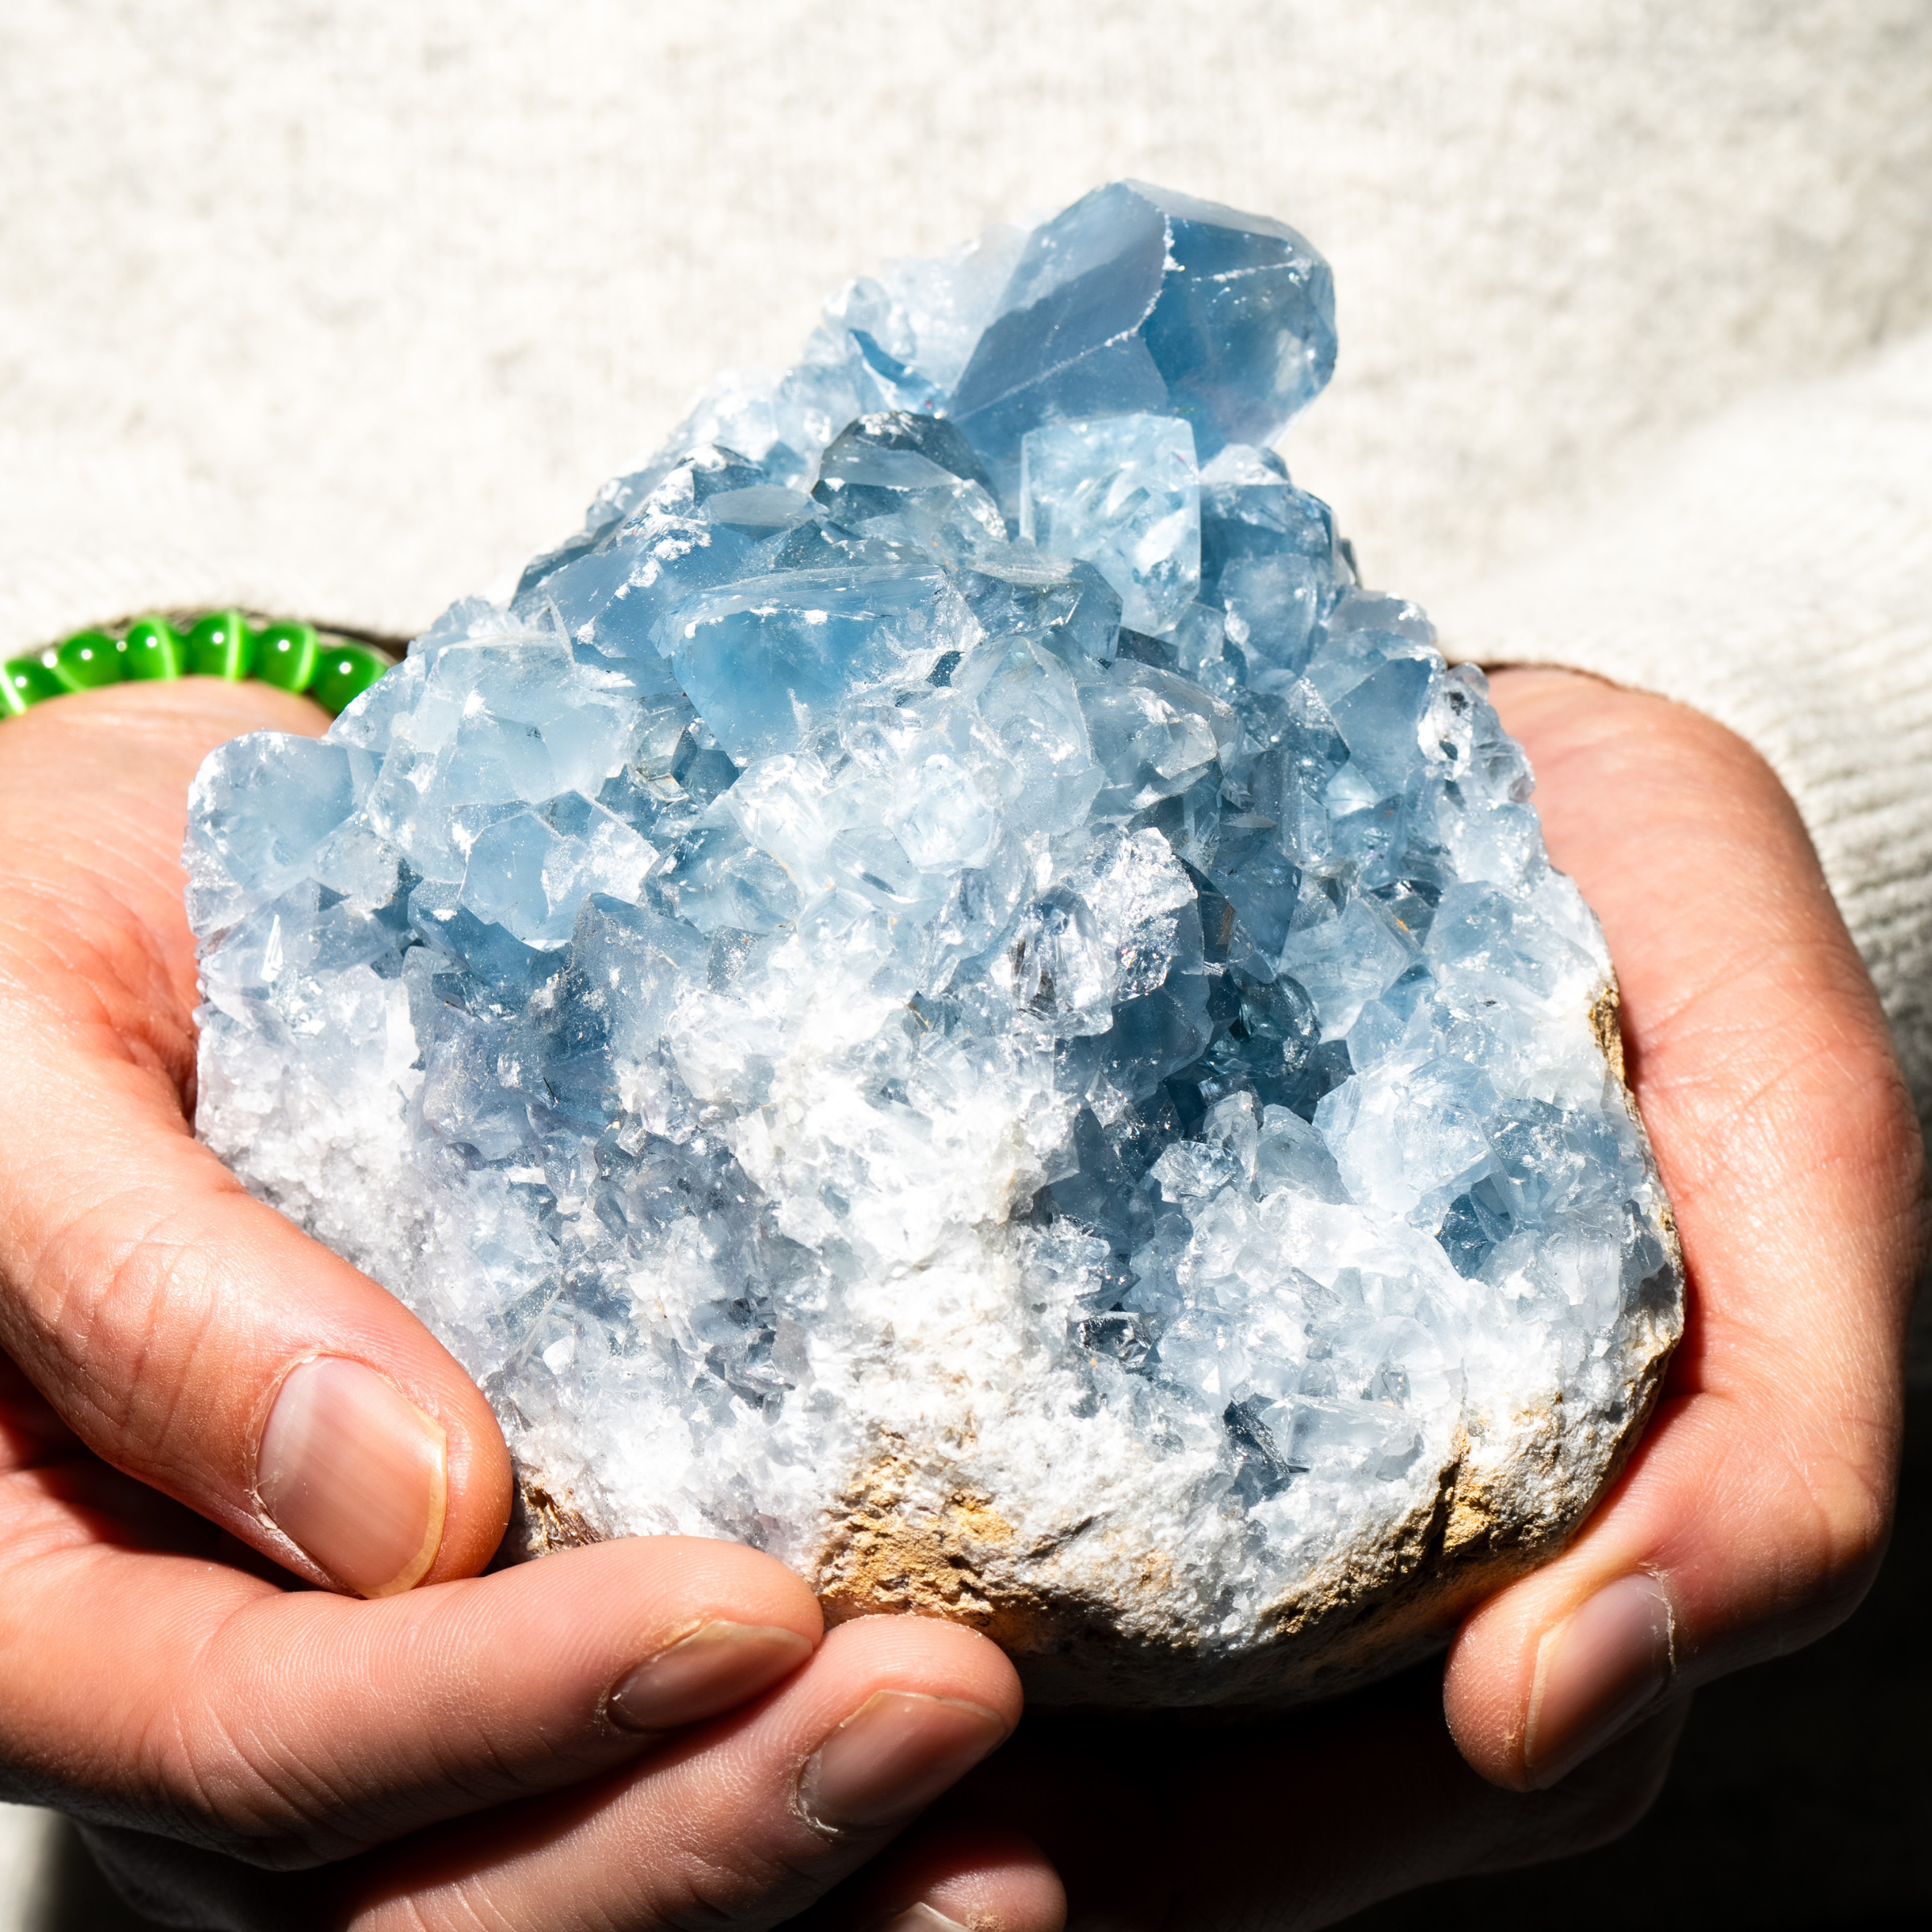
<box><xmin>308</xmin><ymin>644</ymin><xmax>390</xmax><ymax>716</ymax></box>
<box><xmin>184</xmin><ymin>609</ymin><xmax>256</xmax><ymax>680</ymax></box>
<box><xmin>254</xmin><ymin>621</ymin><xmax>320</xmax><ymax>692</ymax></box>
<box><xmin>52</xmin><ymin>629</ymin><xmax>123</xmax><ymax>691</ymax></box>
<box><xmin>123</xmin><ymin>617</ymin><xmax>186</xmax><ymax>681</ymax></box>
<box><xmin>1</xmin><ymin>654</ymin><xmax>66</xmax><ymax>717</ymax></box>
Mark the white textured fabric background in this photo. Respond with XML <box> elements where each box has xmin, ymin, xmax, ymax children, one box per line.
<box><xmin>2</xmin><ymin>1</ymin><xmax>1929</xmax><ymax>1920</ymax></box>
<box><xmin>0</xmin><ymin>1807</ymin><xmax>56</xmax><ymax>1932</ymax></box>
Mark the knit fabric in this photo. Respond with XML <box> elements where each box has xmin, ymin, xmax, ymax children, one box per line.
<box><xmin>6</xmin><ymin>1</ymin><xmax>1929</xmax><ymax>647</ymax></box>
<box><xmin>1437</xmin><ymin>332</ymin><xmax>1932</xmax><ymax>1132</ymax></box>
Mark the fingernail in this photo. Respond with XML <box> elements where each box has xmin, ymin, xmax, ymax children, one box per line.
<box><xmin>256</xmin><ymin>1356</ymin><xmax>448</xmax><ymax>1598</ymax></box>
<box><xmin>798</xmin><ymin>1690</ymin><xmax>1009</xmax><ymax>1836</ymax></box>
<box><xmin>882</xmin><ymin>1908</ymin><xmax>971</xmax><ymax>1932</ymax></box>
<box><xmin>608</xmin><ymin>1620</ymin><xmax>815</xmax><ymax>1732</ymax></box>
<box><xmin>1525</xmin><ymin>1571</ymin><xmax>1675</xmax><ymax>1787</ymax></box>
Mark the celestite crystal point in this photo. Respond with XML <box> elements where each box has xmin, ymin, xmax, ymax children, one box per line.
<box><xmin>188</xmin><ymin>184</ymin><xmax>1680</xmax><ymax>1707</ymax></box>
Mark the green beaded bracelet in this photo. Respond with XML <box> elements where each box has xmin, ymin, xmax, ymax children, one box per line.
<box><xmin>0</xmin><ymin>613</ymin><xmax>397</xmax><ymax>721</ymax></box>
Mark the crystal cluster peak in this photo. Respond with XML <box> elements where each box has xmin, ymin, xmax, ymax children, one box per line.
<box><xmin>188</xmin><ymin>183</ymin><xmax>1678</xmax><ymax>1706</ymax></box>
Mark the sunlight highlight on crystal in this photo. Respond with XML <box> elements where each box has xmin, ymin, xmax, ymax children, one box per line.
<box><xmin>188</xmin><ymin>182</ymin><xmax>1679</xmax><ymax>1706</ymax></box>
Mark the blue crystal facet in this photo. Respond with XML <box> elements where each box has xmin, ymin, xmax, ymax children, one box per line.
<box><xmin>949</xmin><ymin>180</ymin><xmax>1336</xmax><ymax>499</ymax></box>
<box><xmin>1020</xmin><ymin>414</ymin><xmax>1201</xmax><ymax>635</ymax></box>
<box><xmin>188</xmin><ymin>183</ymin><xmax>1678</xmax><ymax>1703</ymax></box>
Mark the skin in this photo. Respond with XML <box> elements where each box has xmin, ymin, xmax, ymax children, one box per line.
<box><xmin>0</xmin><ymin>666</ymin><xmax>1920</xmax><ymax>1928</ymax></box>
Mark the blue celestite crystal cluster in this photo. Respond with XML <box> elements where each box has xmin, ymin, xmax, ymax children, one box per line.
<box><xmin>188</xmin><ymin>183</ymin><xmax>1680</xmax><ymax>1704</ymax></box>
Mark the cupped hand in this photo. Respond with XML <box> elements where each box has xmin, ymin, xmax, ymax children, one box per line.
<box><xmin>1446</xmin><ymin>667</ymin><xmax>1922</xmax><ymax>1788</ymax></box>
<box><xmin>834</xmin><ymin>665</ymin><xmax>1924</xmax><ymax>1931</ymax></box>
<box><xmin>0</xmin><ymin>680</ymin><xmax>1059</xmax><ymax>1932</ymax></box>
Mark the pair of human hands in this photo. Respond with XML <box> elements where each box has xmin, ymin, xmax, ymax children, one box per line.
<box><xmin>0</xmin><ymin>666</ymin><xmax>1920</xmax><ymax>1930</ymax></box>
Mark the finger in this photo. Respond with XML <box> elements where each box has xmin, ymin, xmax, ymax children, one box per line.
<box><xmin>0</xmin><ymin>1475</ymin><xmax>821</xmax><ymax>1863</ymax></box>
<box><xmin>0</xmin><ymin>679</ymin><xmax>511</xmax><ymax>1591</ymax></box>
<box><xmin>934</xmin><ymin>1667</ymin><xmax>1686</xmax><ymax>1932</ymax></box>
<box><xmin>75</xmin><ymin>1699</ymin><xmax>1053</xmax><ymax>1932</ymax></box>
<box><xmin>0</xmin><ymin>679</ymin><xmax>328</xmax><ymax>1059</ymax></box>
<box><xmin>339</xmin><ymin>1616</ymin><xmax>1022</xmax><ymax>1932</ymax></box>
<box><xmin>1443</xmin><ymin>669</ymin><xmax>1925</xmax><ymax>1790</ymax></box>
<box><xmin>791</xmin><ymin>1823</ymin><xmax>1067</xmax><ymax>1932</ymax></box>
<box><xmin>104</xmin><ymin>1680</ymin><xmax>1662</xmax><ymax>1932</ymax></box>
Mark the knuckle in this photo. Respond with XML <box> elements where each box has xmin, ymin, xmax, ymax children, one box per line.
<box><xmin>131</xmin><ymin>1618</ymin><xmax>367</xmax><ymax>1868</ymax></box>
<box><xmin>141</xmin><ymin>1706</ymin><xmax>335</xmax><ymax>1867</ymax></box>
<box><xmin>33</xmin><ymin>1184</ymin><xmax>227</xmax><ymax>1460</ymax></box>
<box><xmin>646</xmin><ymin>1832</ymin><xmax>837</xmax><ymax>1932</ymax></box>
<box><xmin>1783</xmin><ymin>1441</ymin><xmax>1895</xmax><ymax>1633</ymax></box>
<box><xmin>1698</xmin><ymin>1417</ymin><xmax>1897</xmax><ymax>1662</ymax></box>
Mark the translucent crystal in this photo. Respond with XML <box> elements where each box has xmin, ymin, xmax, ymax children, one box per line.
<box><xmin>1021</xmin><ymin>415</ymin><xmax>1201</xmax><ymax>634</ymax></box>
<box><xmin>947</xmin><ymin>180</ymin><xmax>1337</xmax><ymax>500</ymax></box>
<box><xmin>188</xmin><ymin>183</ymin><xmax>1679</xmax><ymax>1707</ymax></box>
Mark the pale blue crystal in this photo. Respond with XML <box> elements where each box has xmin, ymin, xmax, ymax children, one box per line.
<box><xmin>665</xmin><ymin>565</ymin><xmax>976</xmax><ymax>763</ymax></box>
<box><xmin>948</xmin><ymin>180</ymin><xmax>1336</xmax><ymax>501</ymax></box>
<box><xmin>1020</xmin><ymin>414</ymin><xmax>1201</xmax><ymax>635</ymax></box>
<box><xmin>458</xmin><ymin>795</ymin><xmax>657</xmax><ymax>949</ymax></box>
<box><xmin>187</xmin><ymin>182</ymin><xmax>1678</xmax><ymax>1703</ymax></box>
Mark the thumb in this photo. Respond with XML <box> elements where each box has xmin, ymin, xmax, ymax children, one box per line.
<box><xmin>1443</xmin><ymin>671</ymin><xmax>1922</xmax><ymax>1789</ymax></box>
<box><xmin>0</xmin><ymin>677</ymin><xmax>510</xmax><ymax>1591</ymax></box>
